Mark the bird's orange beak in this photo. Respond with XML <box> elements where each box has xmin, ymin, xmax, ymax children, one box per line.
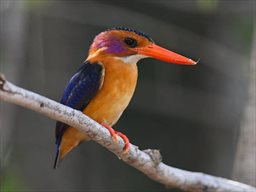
<box><xmin>135</xmin><ymin>44</ymin><xmax>197</xmax><ymax>65</ymax></box>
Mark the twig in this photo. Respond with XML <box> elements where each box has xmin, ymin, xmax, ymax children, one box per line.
<box><xmin>0</xmin><ymin>74</ymin><xmax>255</xmax><ymax>192</ymax></box>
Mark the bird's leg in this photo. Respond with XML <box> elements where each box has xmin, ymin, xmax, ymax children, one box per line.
<box><xmin>102</xmin><ymin>124</ymin><xmax>130</xmax><ymax>154</ymax></box>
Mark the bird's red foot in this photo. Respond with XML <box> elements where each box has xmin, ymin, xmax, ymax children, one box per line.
<box><xmin>102</xmin><ymin>124</ymin><xmax>130</xmax><ymax>154</ymax></box>
<box><xmin>102</xmin><ymin>123</ymin><xmax>118</xmax><ymax>143</ymax></box>
<box><xmin>115</xmin><ymin>131</ymin><xmax>130</xmax><ymax>154</ymax></box>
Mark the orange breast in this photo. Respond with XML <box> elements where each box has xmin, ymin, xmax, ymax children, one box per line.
<box><xmin>84</xmin><ymin>57</ymin><xmax>138</xmax><ymax>126</ymax></box>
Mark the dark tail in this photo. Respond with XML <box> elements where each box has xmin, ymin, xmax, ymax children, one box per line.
<box><xmin>53</xmin><ymin>145</ymin><xmax>61</xmax><ymax>169</ymax></box>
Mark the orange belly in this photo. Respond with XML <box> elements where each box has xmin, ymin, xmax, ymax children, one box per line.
<box><xmin>84</xmin><ymin>59</ymin><xmax>138</xmax><ymax>125</ymax></box>
<box><xmin>59</xmin><ymin>58</ymin><xmax>138</xmax><ymax>159</ymax></box>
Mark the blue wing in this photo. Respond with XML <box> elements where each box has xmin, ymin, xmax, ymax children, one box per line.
<box><xmin>54</xmin><ymin>61</ymin><xmax>103</xmax><ymax>167</ymax></box>
<box><xmin>59</xmin><ymin>62</ymin><xmax>103</xmax><ymax>110</ymax></box>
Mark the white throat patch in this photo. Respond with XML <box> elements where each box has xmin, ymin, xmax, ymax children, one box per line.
<box><xmin>115</xmin><ymin>54</ymin><xmax>148</xmax><ymax>64</ymax></box>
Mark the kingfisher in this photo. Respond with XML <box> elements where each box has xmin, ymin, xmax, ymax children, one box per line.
<box><xmin>54</xmin><ymin>27</ymin><xmax>197</xmax><ymax>168</ymax></box>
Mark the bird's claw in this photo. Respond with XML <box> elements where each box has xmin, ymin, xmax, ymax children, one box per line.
<box><xmin>116</xmin><ymin>131</ymin><xmax>130</xmax><ymax>154</ymax></box>
<box><xmin>102</xmin><ymin>124</ymin><xmax>130</xmax><ymax>154</ymax></box>
<box><xmin>102</xmin><ymin>123</ymin><xmax>119</xmax><ymax>143</ymax></box>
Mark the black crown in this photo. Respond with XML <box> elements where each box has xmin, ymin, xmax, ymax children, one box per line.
<box><xmin>108</xmin><ymin>27</ymin><xmax>154</xmax><ymax>43</ymax></box>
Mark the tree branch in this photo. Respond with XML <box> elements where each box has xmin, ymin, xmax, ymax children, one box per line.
<box><xmin>0</xmin><ymin>74</ymin><xmax>255</xmax><ymax>192</ymax></box>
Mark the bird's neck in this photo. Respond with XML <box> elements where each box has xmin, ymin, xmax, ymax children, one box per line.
<box><xmin>86</xmin><ymin>53</ymin><xmax>138</xmax><ymax>87</ymax></box>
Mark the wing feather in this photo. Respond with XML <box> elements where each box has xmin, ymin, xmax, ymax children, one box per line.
<box><xmin>55</xmin><ymin>61</ymin><xmax>103</xmax><ymax>151</ymax></box>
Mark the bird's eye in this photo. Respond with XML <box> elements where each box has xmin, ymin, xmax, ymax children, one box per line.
<box><xmin>124</xmin><ymin>37</ymin><xmax>137</xmax><ymax>48</ymax></box>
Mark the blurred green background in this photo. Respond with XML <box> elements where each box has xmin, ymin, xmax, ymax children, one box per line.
<box><xmin>0</xmin><ymin>0</ymin><xmax>255</xmax><ymax>191</ymax></box>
